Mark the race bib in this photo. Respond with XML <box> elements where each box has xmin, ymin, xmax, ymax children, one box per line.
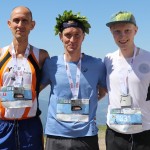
<box><xmin>56</xmin><ymin>99</ymin><xmax>89</xmax><ymax>122</ymax></box>
<box><xmin>109</xmin><ymin>108</ymin><xmax>142</xmax><ymax>133</ymax></box>
<box><xmin>0</xmin><ymin>86</ymin><xmax>32</xmax><ymax>108</ymax></box>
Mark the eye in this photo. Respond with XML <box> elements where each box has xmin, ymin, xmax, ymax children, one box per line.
<box><xmin>13</xmin><ymin>18</ymin><xmax>20</xmax><ymax>24</ymax></box>
<box><xmin>125</xmin><ymin>29</ymin><xmax>131</xmax><ymax>34</ymax></box>
<box><xmin>12</xmin><ymin>18</ymin><xmax>28</xmax><ymax>24</ymax></box>
<box><xmin>74</xmin><ymin>34</ymin><xmax>81</xmax><ymax>38</ymax></box>
<box><xmin>113</xmin><ymin>30</ymin><xmax>121</xmax><ymax>35</ymax></box>
<box><xmin>65</xmin><ymin>33</ymin><xmax>72</xmax><ymax>39</ymax></box>
<box><xmin>22</xmin><ymin>19</ymin><xmax>28</xmax><ymax>24</ymax></box>
<box><xmin>64</xmin><ymin>33</ymin><xmax>82</xmax><ymax>39</ymax></box>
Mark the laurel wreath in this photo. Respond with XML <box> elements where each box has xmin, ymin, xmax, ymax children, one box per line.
<box><xmin>54</xmin><ymin>10</ymin><xmax>91</xmax><ymax>35</ymax></box>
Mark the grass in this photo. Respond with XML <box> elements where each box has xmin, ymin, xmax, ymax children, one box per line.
<box><xmin>99</xmin><ymin>125</ymin><xmax>107</xmax><ymax>131</ymax></box>
<box><xmin>98</xmin><ymin>125</ymin><xmax>106</xmax><ymax>150</ymax></box>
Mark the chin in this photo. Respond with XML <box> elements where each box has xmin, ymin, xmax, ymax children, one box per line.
<box><xmin>118</xmin><ymin>44</ymin><xmax>128</xmax><ymax>49</ymax></box>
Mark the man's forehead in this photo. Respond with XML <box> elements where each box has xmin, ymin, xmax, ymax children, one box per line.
<box><xmin>111</xmin><ymin>23</ymin><xmax>135</xmax><ymax>29</ymax></box>
<box><xmin>11</xmin><ymin>8</ymin><xmax>32</xmax><ymax>19</ymax></box>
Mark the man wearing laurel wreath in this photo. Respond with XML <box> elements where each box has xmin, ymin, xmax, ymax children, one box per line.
<box><xmin>40</xmin><ymin>10</ymin><xmax>107</xmax><ymax>150</ymax></box>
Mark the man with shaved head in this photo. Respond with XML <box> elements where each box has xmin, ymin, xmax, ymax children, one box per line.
<box><xmin>0</xmin><ymin>6</ymin><xmax>49</xmax><ymax>149</ymax></box>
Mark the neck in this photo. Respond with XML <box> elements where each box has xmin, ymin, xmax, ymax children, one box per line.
<box><xmin>119</xmin><ymin>46</ymin><xmax>136</xmax><ymax>58</ymax></box>
<box><xmin>12</xmin><ymin>39</ymin><xmax>29</xmax><ymax>55</ymax></box>
<box><xmin>64</xmin><ymin>52</ymin><xmax>81</xmax><ymax>62</ymax></box>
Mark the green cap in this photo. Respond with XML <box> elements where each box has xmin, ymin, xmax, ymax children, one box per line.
<box><xmin>106</xmin><ymin>11</ymin><xmax>136</xmax><ymax>27</ymax></box>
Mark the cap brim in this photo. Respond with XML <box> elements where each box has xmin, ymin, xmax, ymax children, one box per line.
<box><xmin>106</xmin><ymin>21</ymin><xmax>135</xmax><ymax>27</ymax></box>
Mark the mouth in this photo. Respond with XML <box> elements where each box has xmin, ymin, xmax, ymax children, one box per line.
<box><xmin>119</xmin><ymin>40</ymin><xmax>128</xmax><ymax>44</ymax></box>
<box><xmin>68</xmin><ymin>44</ymin><xmax>76</xmax><ymax>48</ymax></box>
<box><xmin>16</xmin><ymin>28</ymin><xmax>25</xmax><ymax>33</ymax></box>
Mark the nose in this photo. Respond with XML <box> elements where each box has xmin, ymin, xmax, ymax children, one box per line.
<box><xmin>119</xmin><ymin>31</ymin><xmax>126</xmax><ymax>38</ymax></box>
<box><xmin>70</xmin><ymin>36</ymin><xmax>75</xmax><ymax>42</ymax></box>
<box><xmin>17</xmin><ymin>21</ymin><xmax>23</xmax><ymax>27</ymax></box>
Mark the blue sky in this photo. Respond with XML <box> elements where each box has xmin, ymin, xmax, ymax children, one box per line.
<box><xmin>0</xmin><ymin>1</ymin><xmax>150</xmax><ymax>59</ymax></box>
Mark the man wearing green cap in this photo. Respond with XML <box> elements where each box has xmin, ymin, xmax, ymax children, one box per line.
<box><xmin>105</xmin><ymin>11</ymin><xmax>150</xmax><ymax>150</ymax></box>
<box><xmin>40</xmin><ymin>10</ymin><xmax>107</xmax><ymax>150</ymax></box>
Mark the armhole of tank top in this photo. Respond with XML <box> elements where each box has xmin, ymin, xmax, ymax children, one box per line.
<box><xmin>0</xmin><ymin>46</ymin><xmax>9</xmax><ymax>58</ymax></box>
<box><xmin>0</xmin><ymin>48</ymin><xmax>1</xmax><ymax>57</ymax></box>
<box><xmin>32</xmin><ymin>46</ymin><xmax>40</xmax><ymax>63</ymax></box>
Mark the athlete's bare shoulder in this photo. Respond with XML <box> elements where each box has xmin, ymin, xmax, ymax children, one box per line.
<box><xmin>39</xmin><ymin>49</ymin><xmax>50</xmax><ymax>68</ymax></box>
<box><xmin>0</xmin><ymin>48</ymin><xmax>2</xmax><ymax>58</ymax></box>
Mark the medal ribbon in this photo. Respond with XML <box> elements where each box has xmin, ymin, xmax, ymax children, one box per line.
<box><xmin>64</xmin><ymin>54</ymin><xmax>82</xmax><ymax>99</ymax></box>
<box><xmin>119</xmin><ymin>47</ymin><xmax>137</xmax><ymax>95</ymax></box>
<box><xmin>11</xmin><ymin>43</ymin><xmax>30</xmax><ymax>87</ymax></box>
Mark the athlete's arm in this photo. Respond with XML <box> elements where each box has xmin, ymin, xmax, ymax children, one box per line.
<box><xmin>98</xmin><ymin>86</ymin><xmax>107</xmax><ymax>100</ymax></box>
<box><xmin>39</xmin><ymin>49</ymin><xmax>50</xmax><ymax>69</ymax></box>
<box><xmin>39</xmin><ymin>84</ymin><xmax>48</xmax><ymax>92</ymax></box>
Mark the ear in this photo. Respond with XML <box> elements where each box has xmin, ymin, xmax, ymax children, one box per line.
<box><xmin>110</xmin><ymin>28</ymin><xmax>113</xmax><ymax>34</ymax></box>
<box><xmin>134</xmin><ymin>26</ymin><xmax>138</xmax><ymax>35</ymax></box>
<box><xmin>30</xmin><ymin>20</ymin><xmax>35</xmax><ymax>30</ymax></box>
<box><xmin>7</xmin><ymin>20</ymin><xmax>11</xmax><ymax>28</ymax></box>
<box><xmin>81</xmin><ymin>32</ymin><xmax>85</xmax><ymax>41</ymax></box>
<box><xmin>59</xmin><ymin>33</ymin><xmax>63</xmax><ymax>42</ymax></box>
